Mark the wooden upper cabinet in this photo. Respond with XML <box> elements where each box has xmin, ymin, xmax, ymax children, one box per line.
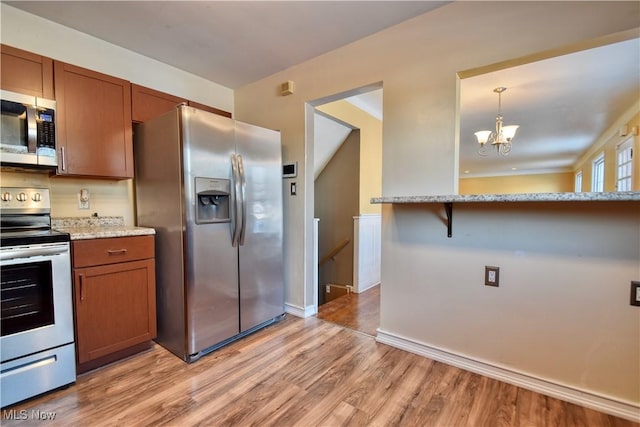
<box><xmin>1</xmin><ymin>44</ymin><xmax>54</xmax><ymax>98</ymax></box>
<box><xmin>187</xmin><ymin>100</ymin><xmax>232</xmax><ymax>118</ymax></box>
<box><xmin>54</xmin><ymin>61</ymin><xmax>133</xmax><ymax>178</ymax></box>
<box><xmin>131</xmin><ymin>84</ymin><xmax>186</xmax><ymax>123</ymax></box>
<box><xmin>131</xmin><ymin>83</ymin><xmax>232</xmax><ymax>122</ymax></box>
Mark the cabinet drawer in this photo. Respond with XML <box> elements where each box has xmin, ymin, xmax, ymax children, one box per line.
<box><xmin>72</xmin><ymin>235</ymin><xmax>154</xmax><ymax>268</ymax></box>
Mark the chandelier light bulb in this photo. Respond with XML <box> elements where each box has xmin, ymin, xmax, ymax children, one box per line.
<box><xmin>474</xmin><ymin>130</ymin><xmax>492</xmax><ymax>145</ymax></box>
<box><xmin>501</xmin><ymin>125</ymin><xmax>519</xmax><ymax>141</ymax></box>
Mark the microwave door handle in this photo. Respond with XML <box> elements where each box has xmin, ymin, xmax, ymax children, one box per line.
<box><xmin>25</xmin><ymin>105</ymin><xmax>38</xmax><ymax>154</ymax></box>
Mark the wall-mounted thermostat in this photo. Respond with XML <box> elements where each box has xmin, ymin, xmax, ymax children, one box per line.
<box><xmin>283</xmin><ymin>162</ymin><xmax>297</xmax><ymax>178</ymax></box>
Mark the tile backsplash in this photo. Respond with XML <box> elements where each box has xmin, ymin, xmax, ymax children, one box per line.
<box><xmin>1</xmin><ymin>171</ymin><xmax>135</xmax><ymax>226</ymax></box>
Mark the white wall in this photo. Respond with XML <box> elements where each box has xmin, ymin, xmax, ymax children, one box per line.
<box><xmin>0</xmin><ymin>4</ymin><xmax>233</xmax><ymax>225</ymax></box>
<box><xmin>380</xmin><ymin>202</ymin><xmax>639</xmax><ymax>407</ymax></box>
<box><xmin>234</xmin><ymin>0</ymin><xmax>640</xmax><ymax>412</ymax></box>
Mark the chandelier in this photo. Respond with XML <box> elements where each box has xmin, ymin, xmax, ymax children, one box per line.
<box><xmin>474</xmin><ymin>87</ymin><xmax>519</xmax><ymax>156</ymax></box>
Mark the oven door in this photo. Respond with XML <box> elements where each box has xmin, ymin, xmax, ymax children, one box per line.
<box><xmin>0</xmin><ymin>242</ymin><xmax>74</xmax><ymax>362</ymax></box>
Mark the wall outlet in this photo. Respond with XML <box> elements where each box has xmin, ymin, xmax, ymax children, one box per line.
<box><xmin>631</xmin><ymin>281</ymin><xmax>640</xmax><ymax>307</ymax></box>
<box><xmin>78</xmin><ymin>189</ymin><xmax>90</xmax><ymax>209</ymax></box>
<box><xmin>485</xmin><ymin>266</ymin><xmax>499</xmax><ymax>287</ymax></box>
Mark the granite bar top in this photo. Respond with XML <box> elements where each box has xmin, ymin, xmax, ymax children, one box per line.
<box><xmin>371</xmin><ymin>191</ymin><xmax>640</xmax><ymax>204</ymax></box>
<box><xmin>52</xmin><ymin>216</ymin><xmax>155</xmax><ymax>241</ymax></box>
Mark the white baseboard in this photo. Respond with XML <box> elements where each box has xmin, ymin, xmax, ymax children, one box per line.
<box><xmin>355</xmin><ymin>281</ymin><xmax>380</xmax><ymax>294</ymax></box>
<box><xmin>376</xmin><ymin>329</ymin><xmax>640</xmax><ymax>423</ymax></box>
<box><xmin>285</xmin><ymin>303</ymin><xmax>317</xmax><ymax>318</ymax></box>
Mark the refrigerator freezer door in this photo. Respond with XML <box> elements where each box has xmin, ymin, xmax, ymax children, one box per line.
<box><xmin>235</xmin><ymin>121</ymin><xmax>284</xmax><ymax>332</ymax></box>
<box><xmin>181</xmin><ymin>107</ymin><xmax>240</xmax><ymax>355</ymax></box>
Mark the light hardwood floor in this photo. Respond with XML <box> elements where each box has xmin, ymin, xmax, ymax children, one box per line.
<box><xmin>317</xmin><ymin>285</ymin><xmax>380</xmax><ymax>336</ymax></box>
<box><xmin>2</xmin><ymin>316</ymin><xmax>636</xmax><ymax>427</ymax></box>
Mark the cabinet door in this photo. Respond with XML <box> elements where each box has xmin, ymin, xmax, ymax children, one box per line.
<box><xmin>131</xmin><ymin>84</ymin><xmax>186</xmax><ymax>123</ymax></box>
<box><xmin>1</xmin><ymin>45</ymin><xmax>54</xmax><ymax>98</ymax></box>
<box><xmin>74</xmin><ymin>259</ymin><xmax>156</xmax><ymax>364</ymax></box>
<box><xmin>187</xmin><ymin>100</ymin><xmax>232</xmax><ymax>118</ymax></box>
<box><xmin>54</xmin><ymin>61</ymin><xmax>133</xmax><ymax>178</ymax></box>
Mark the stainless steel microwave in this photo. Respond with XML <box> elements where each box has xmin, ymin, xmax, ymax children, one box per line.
<box><xmin>1</xmin><ymin>90</ymin><xmax>57</xmax><ymax>168</ymax></box>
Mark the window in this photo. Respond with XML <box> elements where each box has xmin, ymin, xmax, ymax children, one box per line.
<box><xmin>592</xmin><ymin>153</ymin><xmax>605</xmax><ymax>192</ymax></box>
<box><xmin>616</xmin><ymin>138</ymin><xmax>633</xmax><ymax>192</ymax></box>
<box><xmin>574</xmin><ymin>171</ymin><xmax>583</xmax><ymax>192</ymax></box>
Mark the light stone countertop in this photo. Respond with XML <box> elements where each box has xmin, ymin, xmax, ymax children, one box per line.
<box><xmin>52</xmin><ymin>216</ymin><xmax>155</xmax><ymax>241</ymax></box>
<box><xmin>371</xmin><ymin>191</ymin><xmax>640</xmax><ymax>204</ymax></box>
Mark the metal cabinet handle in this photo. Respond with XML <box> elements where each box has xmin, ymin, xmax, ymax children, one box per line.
<box><xmin>79</xmin><ymin>274</ymin><xmax>84</xmax><ymax>302</ymax></box>
<box><xmin>106</xmin><ymin>249</ymin><xmax>128</xmax><ymax>255</ymax></box>
<box><xmin>60</xmin><ymin>147</ymin><xmax>66</xmax><ymax>171</ymax></box>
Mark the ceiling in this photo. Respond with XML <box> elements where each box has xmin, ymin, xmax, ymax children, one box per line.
<box><xmin>460</xmin><ymin>37</ymin><xmax>640</xmax><ymax>178</ymax></box>
<box><xmin>6</xmin><ymin>1</ymin><xmax>447</xmax><ymax>89</ymax></box>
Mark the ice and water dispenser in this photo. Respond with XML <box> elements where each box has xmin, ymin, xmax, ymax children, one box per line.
<box><xmin>195</xmin><ymin>177</ymin><xmax>230</xmax><ymax>224</ymax></box>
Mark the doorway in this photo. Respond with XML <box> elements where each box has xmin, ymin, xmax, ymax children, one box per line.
<box><xmin>307</xmin><ymin>84</ymin><xmax>382</xmax><ymax>336</ymax></box>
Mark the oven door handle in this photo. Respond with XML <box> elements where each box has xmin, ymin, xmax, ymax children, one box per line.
<box><xmin>0</xmin><ymin>245</ymin><xmax>69</xmax><ymax>261</ymax></box>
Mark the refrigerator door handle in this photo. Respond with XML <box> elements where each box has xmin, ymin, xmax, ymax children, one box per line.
<box><xmin>230</xmin><ymin>154</ymin><xmax>242</xmax><ymax>247</ymax></box>
<box><xmin>237</xmin><ymin>154</ymin><xmax>248</xmax><ymax>245</ymax></box>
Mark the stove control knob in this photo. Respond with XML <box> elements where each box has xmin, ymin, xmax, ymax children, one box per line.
<box><xmin>32</xmin><ymin>192</ymin><xmax>42</xmax><ymax>202</ymax></box>
<box><xmin>17</xmin><ymin>192</ymin><xmax>28</xmax><ymax>202</ymax></box>
<box><xmin>1</xmin><ymin>192</ymin><xmax>13</xmax><ymax>202</ymax></box>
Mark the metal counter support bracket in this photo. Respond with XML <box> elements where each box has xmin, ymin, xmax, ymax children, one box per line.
<box><xmin>444</xmin><ymin>203</ymin><xmax>453</xmax><ymax>238</ymax></box>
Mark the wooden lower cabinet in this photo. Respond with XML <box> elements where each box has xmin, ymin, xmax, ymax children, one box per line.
<box><xmin>72</xmin><ymin>236</ymin><xmax>156</xmax><ymax>373</ymax></box>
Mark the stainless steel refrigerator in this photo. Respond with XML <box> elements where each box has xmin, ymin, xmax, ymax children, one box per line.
<box><xmin>134</xmin><ymin>105</ymin><xmax>284</xmax><ymax>362</ymax></box>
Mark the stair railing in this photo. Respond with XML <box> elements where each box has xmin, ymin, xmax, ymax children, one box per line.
<box><xmin>318</xmin><ymin>239</ymin><xmax>350</xmax><ymax>267</ymax></box>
